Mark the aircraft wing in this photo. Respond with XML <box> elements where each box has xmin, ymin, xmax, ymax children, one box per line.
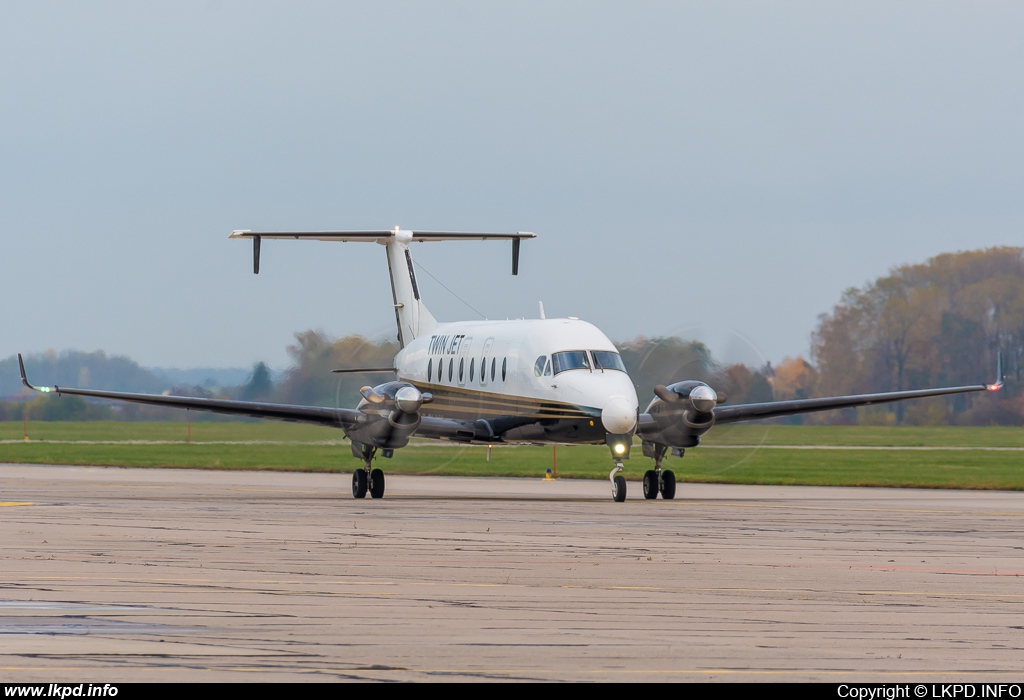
<box><xmin>18</xmin><ymin>355</ymin><xmax>361</xmax><ymax>429</ymax></box>
<box><xmin>18</xmin><ymin>354</ymin><xmax>492</xmax><ymax>443</ymax></box>
<box><xmin>712</xmin><ymin>383</ymin><xmax>996</xmax><ymax>425</ymax></box>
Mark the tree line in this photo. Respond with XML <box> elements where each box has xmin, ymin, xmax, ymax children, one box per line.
<box><xmin>810</xmin><ymin>246</ymin><xmax>1023</xmax><ymax>425</ymax></box>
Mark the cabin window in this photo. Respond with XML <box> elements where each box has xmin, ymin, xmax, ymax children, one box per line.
<box><xmin>552</xmin><ymin>351</ymin><xmax>590</xmax><ymax>375</ymax></box>
<box><xmin>491</xmin><ymin>357</ymin><xmax>496</xmax><ymax>382</ymax></box>
<box><xmin>448</xmin><ymin>358</ymin><xmax>454</xmax><ymax>382</ymax></box>
<box><xmin>459</xmin><ymin>358</ymin><xmax>465</xmax><ymax>382</ymax></box>
<box><xmin>592</xmin><ymin>351</ymin><xmax>627</xmax><ymax>373</ymax></box>
<box><xmin>437</xmin><ymin>359</ymin><xmax>443</xmax><ymax>382</ymax></box>
<box><xmin>501</xmin><ymin>358</ymin><xmax>507</xmax><ymax>382</ymax></box>
<box><xmin>534</xmin><ymin>356</ymin><xmax>547</xmax><ymax>377</ymax></box>
<box><xmin>427</xmin><ymin>358</ymin><xmax>432</xmax><ymax>381</ymax></box>
<box><xmin>469</xmin><ymin>358</ymin><xmax>475</xmax><ymax>383</ymax></box>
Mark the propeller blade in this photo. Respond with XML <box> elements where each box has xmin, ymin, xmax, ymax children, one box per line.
<box><xmin>653</xmin><ymin>385</ymin><xmax>681</xmax><ymax>402</ymax></box>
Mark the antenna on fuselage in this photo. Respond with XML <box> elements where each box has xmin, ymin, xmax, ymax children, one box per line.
<box><xmin>539</xmin><ymin>301</ymin><xmax>546</xmax><ymax>319</ymax></box>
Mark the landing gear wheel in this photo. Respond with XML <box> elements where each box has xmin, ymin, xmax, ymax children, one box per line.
<box><xmin>369</xmin><ymin>468</ymin><xmax>385</xmax><ymax>499</ymax></box>
<box><xmin>612</xmin><ymin>475</ymin><xmax>627</xmax><ymax>502</ymax></box>
<box><xmin>352</xmin><ymin>469</ymin><xmax>368</xmax><ymax>499</ymax></box>
<box><xmin>660</xmin><ymin>470</ymin><xmax>676</xmax><ymax>500</ymax></box>
<box><xmin>642</xmin><ymin>470</ymin><xmax>659</xmax><ymax>499</ymax></box>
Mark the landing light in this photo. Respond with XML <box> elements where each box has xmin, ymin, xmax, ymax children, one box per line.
<box><xmin>613</xmin><ymin>442</ymin><xmax>627</xmax><ymax>455</ymax></box>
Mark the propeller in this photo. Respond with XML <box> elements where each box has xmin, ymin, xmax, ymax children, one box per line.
<box><xmin>653</xmin><ymin>383</ymin><xmax>721</xmax><ymax>412</ymax></box>
<box><xmin>360</xmin><ymin>382</ymin><xmax>433</xmax><ymax>412</ymax></box>
<box><xmin>636</xmin><ymin>328</ymin><xmax>772</xmax><ymax>476</ymax></box>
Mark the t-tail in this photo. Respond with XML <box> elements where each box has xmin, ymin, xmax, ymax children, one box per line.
<box><xmin>229</xmin><ymin>227</ymin><xmax>535</xmax><ymax>347</ymax></box>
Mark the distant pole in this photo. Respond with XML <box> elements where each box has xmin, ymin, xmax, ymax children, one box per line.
<box><xmin>552</xmin><ymin>444</ymin><xmax>557</xmax><ymax>478</ymax></box>
<box><xmin>23</xmin><ymin>408</ymin><xmax>28</xmax><ymax>442</ymax></box>
<box><xmin>186</xmin><ymin>411</ymin><xmax>191</xmax><ymax>444</ymax></box>
<box><xmin>486</xmin><ymin>444</ymin><xmax>492</xmax><ymax>462</ymax></box>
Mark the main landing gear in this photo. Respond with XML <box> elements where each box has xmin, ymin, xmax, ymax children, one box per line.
<box><xmin>640</xmin><ymin>443</ymin><xmax>676</xmax><ymax>501</ymax></box>
<box><xmin>351</xmin><ymin>443</ymin><xmax>386</xmax><ymax>499</ymax></box>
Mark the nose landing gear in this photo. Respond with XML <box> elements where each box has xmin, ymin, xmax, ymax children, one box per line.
<box><xmin>606</xmin><ymin>433</ymin><xmax>633</xmax><ymax>502</ymax></box>
<box><xmin>610</xmin><ymin>463</ymin><xmax>626</xmax><ymax>502</ymax></box>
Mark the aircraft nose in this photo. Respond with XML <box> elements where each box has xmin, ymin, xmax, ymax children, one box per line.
<box><xmin>601</xmin><ymin>396</ymin><xmax>637</xmax><ymax>434</ymax></box>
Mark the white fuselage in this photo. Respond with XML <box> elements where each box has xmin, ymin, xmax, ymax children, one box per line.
<box><xmin>393</xmin><ymin>317</ymin><xmax>639</xmax><ymax>443</ymax></box>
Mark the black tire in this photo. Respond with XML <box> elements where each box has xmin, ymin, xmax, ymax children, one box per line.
<box><xmin>660</xmin><ymin>470</ymin><xmax>676</xmax><ymax>500</ymax></box>
<box><xmin>642</xmin><ymin>470</ymin><xmax>659</xmax><ymax>500</ymax></box>
<box><xmin>369</xmin><ymin>468</ymin><xmax>385</xmax><ymax>499</ymax></box>
<box><xmin>612</xmin><ymin>475</ymin><xmax>627</xmax><ymax>502</ymax></box>
<box><xmin>352</xmin><ymin>468</ymin><xmax>368</xmax><ymax>499</ymax></box>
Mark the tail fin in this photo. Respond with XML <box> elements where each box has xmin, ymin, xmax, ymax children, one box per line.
<box><xmin>384</xmin><ymin>231</ymin><xmax>438</xmax><ymax>346</ymax></box>
<box><xmin>230</xmin><ymin>227</ymin><xmax>535</xmax><ymax>348</ymax></box>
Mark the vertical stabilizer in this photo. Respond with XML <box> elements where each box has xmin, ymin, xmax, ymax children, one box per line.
<box><xmin>385</xmin><ymin>230</ymin><xmax>438</xmax><ymax>347</ymax></box>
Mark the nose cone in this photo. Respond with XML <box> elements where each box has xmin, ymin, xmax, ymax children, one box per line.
<box><xmin>602</xmin><ymin>396</ymin><xmax>637</xmax><ymax>434</ymax></box>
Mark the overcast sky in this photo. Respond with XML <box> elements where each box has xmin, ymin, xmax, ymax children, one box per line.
<box><xmin>2</xmin><ymin>2</ymin><xmax>1021</xmax><ymax>370</ymax></box>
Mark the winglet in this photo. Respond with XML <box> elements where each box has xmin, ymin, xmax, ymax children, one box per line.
<box><xmin>987</xmin><ymin>351</ymin><xmax>1004</xmax><ymax>392</ymax></box>
<box><xmin>17</xmin><ymin>354</ymin><xmax>54</xmax><ymax>394</ymax></box>
<box><xmin>17</xmin><ymin>354</ymin><xmax>30</xmax><ymax>389</ymax></box>
<box><xmin>17</xmin><ymin>356</ymin><xmax>47</xmax><ymax>392</ymax></box>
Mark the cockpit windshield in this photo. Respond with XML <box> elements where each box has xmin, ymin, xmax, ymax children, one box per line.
<box><xmin>552</xmin><ymin>351</ymin><xmax>591</xmax><ymax>375</ymax></box>
<box><xmin>591</xmin><ymin>351</ymin><xmax>626</xmax><ymax>372</ymax></box>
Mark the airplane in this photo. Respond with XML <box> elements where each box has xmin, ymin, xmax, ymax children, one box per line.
<box><xmin>18</xmin><ymin>228</ymin><xmax>1005</xmax><ymax>502</ymax></box>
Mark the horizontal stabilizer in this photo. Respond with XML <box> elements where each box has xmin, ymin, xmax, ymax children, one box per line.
<box><xmin>230</xmin><ymin>230</ymin><xmax>535</xmax><ymax>243</ymax></box>
<box><xmin>231</xmin><ymin>228</ymin><xmax>535</xmax><ymax>276</ymax></box>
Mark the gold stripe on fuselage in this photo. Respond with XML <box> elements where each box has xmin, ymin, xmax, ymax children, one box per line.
<box><xmin>404</xmin><ymin>379</ymin><xmax>601</xmax><ymax>421</ymax></box>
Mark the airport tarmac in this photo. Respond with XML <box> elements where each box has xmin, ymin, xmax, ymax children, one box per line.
<box><xmin>2</xmin><ymin>463</ymin><xmax>1024</xmax><ymax>682</ymax></box>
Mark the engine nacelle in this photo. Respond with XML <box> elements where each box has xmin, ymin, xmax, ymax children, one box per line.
<box><xmin>352</xmin><ymin>381</ymin><xmax>431</xmax><ymax>449</ymax></box>
<box><xmin>643</xmin><ymin>380</ymin><xmax>720</xmax><ymax>447</ymax></box>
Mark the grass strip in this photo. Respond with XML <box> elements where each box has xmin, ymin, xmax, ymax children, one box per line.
<box><xmin>3</xmin><ymin>431</ymin><xmax>1024</xmax><ymax>490</ymax></box>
